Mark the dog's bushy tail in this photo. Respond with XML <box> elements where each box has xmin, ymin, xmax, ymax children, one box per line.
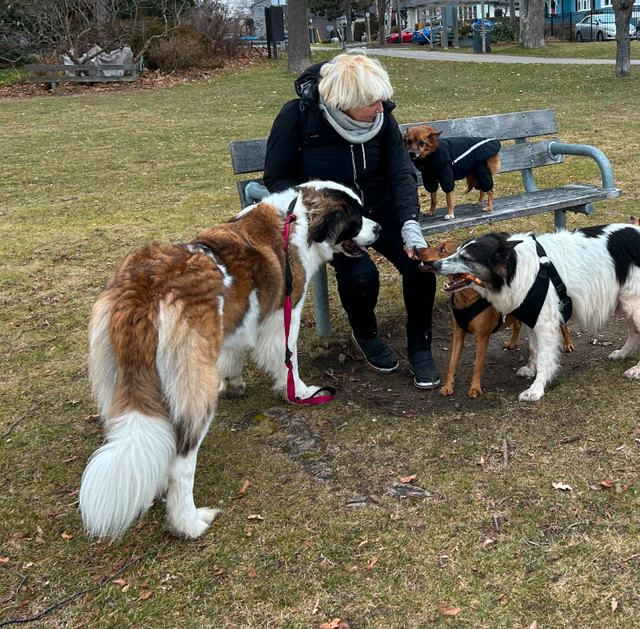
<box><xmin>79</xmin><ymin>411</ymin><xmax>176</xmax><ymax>539</ymax></box>
<box><xmin>81</xmin><ymin>291</ymin><xmax>177</xmax><ymax>538</ymax></box>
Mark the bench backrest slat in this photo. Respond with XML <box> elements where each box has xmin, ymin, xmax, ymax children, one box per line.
<box><xmin>25</xmin><ymin>64</ymin><xmax>138</xmax><ymax>72</ymax></box>
<box><xmin>398</xmin><ymin>108</ymin><xmax>559</xmax><ymax>142</ymax></box>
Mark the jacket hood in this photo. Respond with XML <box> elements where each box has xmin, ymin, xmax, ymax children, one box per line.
<box><xmin>294</xmin><ymin>62</ymin><xmax>396</xmax><ymax>113</ymax></box>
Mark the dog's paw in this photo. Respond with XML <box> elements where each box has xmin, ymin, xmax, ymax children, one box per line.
<box><xmin>167</xmin><ymin>507</ymin><xmax>222</xmax><ymax>539</ymax></box>
<box><xmin>440</xmin><ymin>384</ymin><xmax>454</xmax><ymax>396</ymax></box>
<box><xmin>563</xmin><ymin>341</ymin><xmax>575</xmax><ymax>353</ymax></box>
<box><xmin>608</xmin><ymin>349</ymin><xmax>629</xmax><ymax>361</ymax></box>
<box><xmin>482</xmin><ymin>207</ymin><xmax>493</xmax><ymax>212</ymax></box>
<box><xmin>519</xmin><ymin>386</ymin><xmax>544</xmax><ymax>402</ymax></box>
<box><xmin>622</xmin><ymin>365</ymin><xmax>640</xmax><ymax>380</ymax></box>
<box><xmin>219</xmin><ymin>379</ymin><xmax>247</xmax><ymax>398</ymax></box>
<box><xmin>468</xmin><ymin>386</ymin><xmax>483</xmax><ymax>398</ymax></box>
<box><xmin>516</xmin><ymin>365</ymin><xmax>536</xmax><ymax>378</ymax></box>
<box><xmin>426</xmin><ymin>208</ymin><xmax>436</xmax><ymax>216</ymax></box>
<box><xmin>443</xmin><ymin>214</ymin><xmax>455</xmax><ymax>221</ymax></box>
<box><xmin>503</xmin><ymin>341</ymin><xmax>518</xmax><ymax>350</ymax></box>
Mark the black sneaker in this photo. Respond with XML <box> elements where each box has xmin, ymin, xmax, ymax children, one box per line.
<box><xmin>351</xmin><ymin>331</ymin><xmax>399</xmax><ymax>373</ymax></box>
<box><xmin>408</xmin><ymin>349</ymin><xmax>440</xmax><ymax>389</ymax></box>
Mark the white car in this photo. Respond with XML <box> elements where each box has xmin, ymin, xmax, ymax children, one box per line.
<box><xmin>574</xmin><ymin>14</ymin><xmax>635</xmax><ymax>42</ymax></box>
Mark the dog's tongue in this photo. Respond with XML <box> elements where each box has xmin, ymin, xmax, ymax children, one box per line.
<box><xmin>343</xmin><ymin>239</ymin><xmax>368</xmax><ymax>254</ymax></box>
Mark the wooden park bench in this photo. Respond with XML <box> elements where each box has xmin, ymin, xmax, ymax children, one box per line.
<box><xmin>24</xmin><ymin>62</ymin><xmax>141</xmax><ymax>89</ymax></box>
<box><xmin>229</xmin><ymin>108</ymin><xmax>622</xmax><ymax>337</ymax></box>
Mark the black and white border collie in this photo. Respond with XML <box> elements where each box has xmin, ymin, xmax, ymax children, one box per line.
<box><xmin>431</xmin><ymin>224</ymin><xmax>640</xmax><ymax>401</ymax></box>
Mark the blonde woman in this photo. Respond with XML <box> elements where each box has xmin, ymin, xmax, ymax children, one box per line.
<box><xmin>264</xmin><ymin>52</ymin><xmax>438</xmax><ymax>389</ymax></box>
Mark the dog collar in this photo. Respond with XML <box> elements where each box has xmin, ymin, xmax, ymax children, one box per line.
<box><xmin>508</xmin><ymin>237</ymin><xmax>572</xmax><ymax>329</ymax></box>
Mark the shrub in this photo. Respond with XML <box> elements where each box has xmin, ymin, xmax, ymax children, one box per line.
<box><xmin>144</xmin><ymin>25</ymin><xmax>214</xmax><ymax>72</ymax></box>
<box><xmin>490</xmin><ymin>20</ymin><xmax>518</xmax><ymax>43</ymax></box>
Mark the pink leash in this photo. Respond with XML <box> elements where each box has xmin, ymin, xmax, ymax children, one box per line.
<box><xmin>283</xmin><ymin>210</ymin><xmax>336</xmax><ymax>405</ymax></box>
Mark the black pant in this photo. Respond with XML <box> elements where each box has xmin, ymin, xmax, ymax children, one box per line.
<box><xmin>331</xmin><ymin>212</ymin><xmax>436</xmax><ymax>350</ymax></box>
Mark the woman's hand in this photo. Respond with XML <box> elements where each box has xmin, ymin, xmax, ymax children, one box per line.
<box><xmin>401</xmin><ymin>220</ymin><xmax>428</xmax><ymax>259</ymax></box>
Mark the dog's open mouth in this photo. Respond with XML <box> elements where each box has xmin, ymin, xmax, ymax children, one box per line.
<box><xmin>418</xmin><ymin>261</ymin><xmax>435</xmax><ymax>272</ymax></box>
<box><xmin>340</xmin><ymin>239</ymin><xmax>368</xmax><ymax>257</ymax></box>
<box><xmin>443</xmin><ymin>273</ymin><xmax>488</xmax><ymax>292</ymax></box>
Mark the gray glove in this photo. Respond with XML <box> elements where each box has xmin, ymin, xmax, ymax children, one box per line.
<box><xmin>401</xmin><ymin>220</ymin><xmax>428</xmax><ymax>253</ymax></box>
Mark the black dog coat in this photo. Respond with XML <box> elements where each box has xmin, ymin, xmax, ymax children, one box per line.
<box><xmin>415</xmin><ymin>137</ymin><xmax>501</xmax><ymax>195</ymax></box>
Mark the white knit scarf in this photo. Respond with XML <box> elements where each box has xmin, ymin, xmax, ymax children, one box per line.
<box><xmin>319</xmin><ymin>95</ymin><xmax>384</xmax><ymax>144</ymax></box>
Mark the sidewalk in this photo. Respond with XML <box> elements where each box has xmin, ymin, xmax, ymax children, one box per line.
<box><xmin>314</xmin><ymin>46</ymin><xmax>640</xmax><ymax>65</ymax></box>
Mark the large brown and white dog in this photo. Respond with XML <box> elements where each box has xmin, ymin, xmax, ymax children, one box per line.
<box><xmin>430</xmin><ymin>225</ymin><xmax>640</xmax><ymax>401</ymax></box>
<box><xmin>79</xmin><ymin>181</ymin><xmax>380</xmax><ymax>539</ymax></box>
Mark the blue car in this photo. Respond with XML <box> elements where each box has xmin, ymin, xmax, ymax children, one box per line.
<box><xmin>412</xmin><ymin>25</ymin><xmax>453</xmax><ymax>45</ymax></box>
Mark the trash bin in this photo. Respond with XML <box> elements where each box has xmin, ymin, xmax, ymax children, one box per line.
<box><xmin>472</xmin><ymin>23</ymin><xmax>493</xmax><ymax>53</ymax></box>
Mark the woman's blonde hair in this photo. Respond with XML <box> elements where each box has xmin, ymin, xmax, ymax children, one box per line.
<box><xmin>318</xmin><ymin>51</ymin><xmax>393</xmax><ymax>111</ymax></box>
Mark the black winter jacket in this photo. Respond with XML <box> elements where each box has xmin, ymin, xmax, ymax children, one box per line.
<box><xmin>414</xmin><ymin>137</ymin><xmax>501</xmax><ymax>194</ymax></box>
<box><xmin>263</xmin><ymin>62</ymin><xmax>420</xmax><ymax>225</ymax></box>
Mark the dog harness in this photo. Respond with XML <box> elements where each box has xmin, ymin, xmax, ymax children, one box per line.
<box><xmin>283</xmin><ymin>197</ymin><xmax>336</xmax><ymax>405</ymax></box>
<box><xmin>451</xmin><ymin>295</ymin><xmax>504</xmax><ymax>334</ymax></box>
<box><xmin>508</xmin><ymin>237</ymin><xmax>573</xmax><ymax>329</ymax></box>
<box><xmin>417</xmin><ymin>137</ymin><xmax>501</xmax><ymax>194</ymax></box>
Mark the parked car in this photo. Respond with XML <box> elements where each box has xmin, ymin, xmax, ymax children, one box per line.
<box><xmin>412</xmin><ymin>25</ymin><xmax>453</xmax><ymax>45</ymax></box>
<box><xmin>574</xmin><ymin>13</ymin><xmax>634</xmax><ymax>42</ymax></box>
<box><xmin>386</xmin><ymin>28</ymin><xmax>415</xmax><ymax>43</ymax></box>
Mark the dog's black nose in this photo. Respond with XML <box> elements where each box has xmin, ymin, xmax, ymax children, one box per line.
<box><xmin>373</xmin><ymin>222</ymin><xmax>382</xmax><ymax>235</ymax></box>
<box><xmin>431</xmin><ymin>260</ymin><xmax>442</xmax><ymax>272</ymax></box>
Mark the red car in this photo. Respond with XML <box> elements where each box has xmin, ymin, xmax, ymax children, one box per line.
<box><xmin>386</xmin><ymin>28</ymin><xmax>414</xmax><ymax>43</ymax></box>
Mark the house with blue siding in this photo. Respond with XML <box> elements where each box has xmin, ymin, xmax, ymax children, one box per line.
<box><xmin>545</xmin><ymin>0</ymin><xmax>639</xmax><ymax>37</ymax></box>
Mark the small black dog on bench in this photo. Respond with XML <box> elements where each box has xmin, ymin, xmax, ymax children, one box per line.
<box><xmin>404</xmin><ymin>125</ymin><xmax>501</xmax><ymax>221</ymax></box>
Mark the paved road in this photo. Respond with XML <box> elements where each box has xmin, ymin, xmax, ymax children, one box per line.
<box><xmin>342</xmin><ymin>46</ymin><xmax>640</xmax><ymax>65</ymax></box>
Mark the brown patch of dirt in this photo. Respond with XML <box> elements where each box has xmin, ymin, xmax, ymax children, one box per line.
<box><xmin>309</xmin><ymin>311</ymin><xmax>632</xmax><ymax>417</ymax></box>
<box><xmin>0</xmin><ymin>48</ymin><xmax>267</xmax><ymax>99</ymax></box>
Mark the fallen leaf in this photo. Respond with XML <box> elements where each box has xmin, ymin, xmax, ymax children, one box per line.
<box><xmin>524</xmin><ymin>622</ymin><xmax>537</xmax><ymax>629</ymax></box>
<box><xmin>63</xmin><ymin>456</ymin><xmax>78</xmax><ymax>463</ymax></box>
<box><xmin>247</xmin><ymin>569</ymin><xmax>258</xmax><ymax>578</ymax></box>
<box><xmin>247</xmin><ymin>514</ymin><xmax>264</xmax><ymax>521</ymax></box>
<box><xmin>552</xmin><ymin>482</ymin><xmax>573</xmax><ymax>491</ymax></box>
<box><xmin>366</xmin><ymin>556</ymin><xmax>378</xmax><ymax>570</ymax></box>
<box><xmin>61</xmin><ymin>533</ymin><xmax>73</xmax><ymax>539</ymax></box>
<box><xmin>0</xmin><ymin>557</ymin><xmax>9</xmax><ymax>563</ymax></box>
<box><xmin>611</xmin><ymin>598</ymin><xmax>618</xmax><ymax>613</ymax></box>
<box><xmin>346</xmin><ymin>565</ymin><xmax>358</xmax><ymax>573</ymax></box>
<box><xmin>238</xmin><ymin>480</ymin><xmax>250</xmax><ymax>494</ymax></box>
<box><xmin>137</xmin><ymin>591</ymin><xmax>153</xmax><ymax>601</ymax></box>
<box><xmin>113</xmin><ymin>579</ymin><xmax>127</xmax><ymax>587</ymax></box>
<box><xmin>319</xmin><ymin>619</ymin><xmax>341</xmax><ymax>629</ymax></box>
<box><xmin>600</xmin><ymin>479</ymin><xmax>613</xmax><ymax>488</ymax></box>
<box><xmin>400</xmin><ymin>474</ymin><xmax>416</xmax><ymax>483</ymax></box>
<box><xmin>440</xmin><ymin>603</ymin><xmax>461</xmax><ymax>616</ymax></box>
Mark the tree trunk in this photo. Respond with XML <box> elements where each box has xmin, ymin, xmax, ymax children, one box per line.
<box><xmin>613</xmin><ymin>0</ymin><xmax>633</xmax><ymax>78</ymax></box>
<box><xmin>287</xmin><ymin>0</ymin><xmax>311</xmax><ymax>74</ymax></box>
<box><xmin>345</xmin><ymin>1</ymin><xmax>354</xmax><ymax>43</ymax></box>
<box><xmin>377</xmin><ymin>0</ymin><xmax>389</xmax><ymax>44</ymax></box>
<box><xmin>518</xmin><ymin>0</ymin><xmax>545</xmax><ymax>48</ymax></box>
<box><xmin>509</xmin><ymin>0</ymin><xmax>516</xmax><ymax>25</ymax></box>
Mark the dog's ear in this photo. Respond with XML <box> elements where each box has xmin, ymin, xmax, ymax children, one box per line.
<box><xmin>492</xmin><ymin>239</ymin><xmax>522</xmax><ymax>283</ymax></box>
<box><xmin>309</xmin><ymin>210</ymin><xmax>344</xmax><ymax>243</ymax></box>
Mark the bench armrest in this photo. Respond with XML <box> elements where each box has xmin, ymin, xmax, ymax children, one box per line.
<box><xmin>547</xmin><ymin>141</ymin><xmax>617</xmax><ymax>191</ymax></box>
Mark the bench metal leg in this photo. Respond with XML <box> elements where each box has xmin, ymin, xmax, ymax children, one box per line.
<box><xmin>312</xmin><ymin>265</ymin><xmax>331</xmax><ymax>337</ymax></box>
<box><xmin>554</xmin><ymin>209</ymin><xmax>566</xmax><ymax>231</ymax></box>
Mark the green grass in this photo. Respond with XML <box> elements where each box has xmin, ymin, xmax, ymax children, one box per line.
<box><xmin>491</xmin><ymin>40</ymin><xmax>640</xmax><ymax>58</ymax></box>
<box><xmin>0</xmin><ymin>52</ymin><xmax>638</xmax><ymax>628</ymax></box>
